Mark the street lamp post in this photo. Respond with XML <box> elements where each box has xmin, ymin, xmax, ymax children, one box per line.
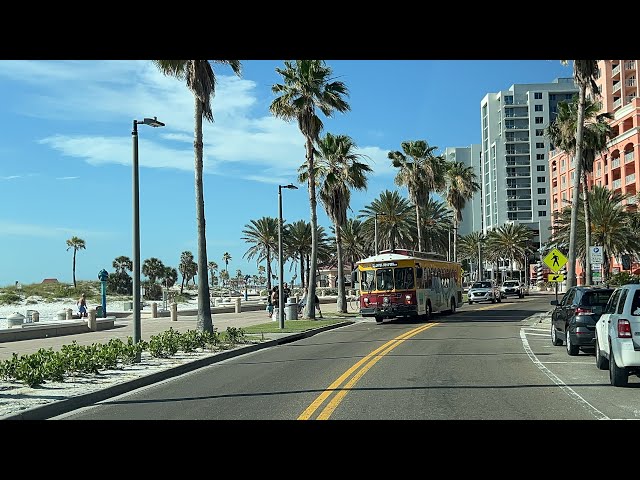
<box><xmin>132</xmin><ymin>116</ymin><xmax>165</xmax><ymax>361</ymax></box>
<box><xmin>278</xmin><ymin>184</ymin><xmax>298</xmax><ymax>329</ymax></box>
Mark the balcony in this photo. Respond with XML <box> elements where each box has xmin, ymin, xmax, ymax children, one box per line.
<box><xmin>626</xmin><ymin>173</ymin><xmax>636</xmax><ymax>185</ymax></box>
<box><xmin>552</xmin><ymin>186</ymin><xmax>558</xmax><ymax>194</ymax></box>
<box><xmin>506</xmin><ymin>183</ymin><xmax>531</xmax><ymax>189</ymax></box>
<box><xmin>625</xmin><ymin>93</ymin><xmax>637</xmax><ymax>103</ymax></box>
<box><xmin>612</xmin><ymin>157</ymin><xmax>621</xmax><ymax>169</ymax></box>
<box><xmin>629</xmin><ymin>196</ymin><xmax>638</xmax><ymax>205</ymax></box>
<box><xmin>613</xmin><ymin>179</ymin><xmax>622</xmax><ymax>189</ymax></box>
<box><xmin>625</xmin><ymin>61</ymin><xmax>636</xmax><ymax>71</ymax></box>
<box><xmin>625</xmin><ymin>78</ymin><xmax>636</xmax><ymax>87</ymax></box>
<box><xmin>612</xmin><ymin>64</ymin><xmax>621</xmax><ymax>77</ymax></box>
<box><xmin>625</xmin><ymin>151</ymin><xmax>634</xmax><ymax>164</ymax></box>
<box><xmin>613</xmin><ymin>81</ymin><xmax>621</xmax><ymax>93</ymax></box>
<box><xmin>613</xmin><ymin>98</ymin><xmax>622</xmax><ymax>109</ymax></box>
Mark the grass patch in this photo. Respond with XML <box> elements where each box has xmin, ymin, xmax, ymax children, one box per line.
<box><xmin>242</xmin><ymin>318</ymin><xmax>347</xmax><ymax>334</ymax></box>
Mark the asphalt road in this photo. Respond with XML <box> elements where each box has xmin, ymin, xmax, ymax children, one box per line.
<box><xmin>54</xmin><ymin>293</ymin><xmax>640</xmax><ymax>420</ymax></box>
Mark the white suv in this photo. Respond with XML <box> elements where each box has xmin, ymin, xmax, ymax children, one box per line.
<box><xmin>500</xmin><ymin>280</ymin><xmax>525</xmax><ymax>299</ymax></box>
<box><xmin>594</xmin><ymin>284</ymin><xmax>640</xmax><ymax>387</ymax></box>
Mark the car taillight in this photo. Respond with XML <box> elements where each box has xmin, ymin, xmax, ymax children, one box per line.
<box><xmin>405</xmin><ymin>294</ymin><xmax>412</xmax><ymax>304</ymax></box>
<box><xmin>575</xmin><ymin>307</ymin><xmax>593</xmax><ymax>315</ymax></box>
<box><xmin>617</xmin><ymin>319</ymin><xmax>632</xmax><ymax>338</ymax></box>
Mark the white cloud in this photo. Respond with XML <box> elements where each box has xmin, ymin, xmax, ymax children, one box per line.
<box><xmin>2</xmin><ymin>60</ymin><xmax>392</xmax><ymax>182</ymax></box>
<box><xmin>1</xmin><ymin>175</ymin><xmax>21</xmax><ymax>180</ymax></box>
<box><xmin>56</xmin><ymin>176</ymin><xmax>79</xmax><ymax>180</ymax></box>
<box><xmin>0</xmin><ymin>221</ymin><xmax>110</xmax><ymax>239</ymax></box>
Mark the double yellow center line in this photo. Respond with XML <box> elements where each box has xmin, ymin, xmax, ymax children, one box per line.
<box><xmin>297</xmin><ymin>322</ymin><xmax>439</xmax><ymax>420</ymax></box>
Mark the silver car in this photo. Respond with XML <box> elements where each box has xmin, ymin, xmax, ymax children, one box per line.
<box><xmin>468</xmin><ymin>281</ymin><xmax>501</xmax><ymax>304</ymax></box>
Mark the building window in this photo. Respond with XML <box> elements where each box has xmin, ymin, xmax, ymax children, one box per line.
<box><xmin>536</xmin><ymin>129</ymin><xmax>544</xmax><ymax>136</ymax></box>
<box><xmin>537</xmin><ymin>165</ymin><xmax>545</xmax><ymax>172</ymax></box>
<box><xmin>537</xmin><ymin>154</ymin><xmax>545</xmax><ymax>160</ymax></box>
<box><xmin>535</xmin><ymin>104</ymin><xmax>543</xmax><ymax>111</ymax></box>
<box><xmin>538</xmin><ymin>188</ymin><xmax>546</xmax><ymax>194</ymax></box>
<box><xmin>535</xmin><ymin>117</ymin><xmax>543</xmax><ymax>124</ymax></box>
<box><xmin>536</xmin><ymin>142</ymin><xmax>545</xmax><ymax>148</ymax></box>
<box><xmin>561</xmin><ymin>159</ymin><xmax>565</xmax><ymax>168</ymax></box>
<box><xmin>537</xmin><ymin>176</ymin><xmax>545</xmax><ymax>183</ymax></box>
<box><xmin>534</xmin><ymin>92</ymin><xmax>543</xmax><ymax>100</ymax></box>
<box><xmin>550</xmin><ymin>94</ymin><xmax>556</xmax><ymax>100</ymax></box>
<box><xmin>538</xmin><ymin>211</ymin><xmax>547</xmax><ymax>217</ymax></box>
<box><xmin>538</xmin><ymin>199</ymin><xmax>547</xmax><ymax>206</ymax></box>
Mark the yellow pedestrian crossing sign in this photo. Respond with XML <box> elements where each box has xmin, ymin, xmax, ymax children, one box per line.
<box><xmin>548</xmin><ymin>273</ymin><xmax>564</xmax><ymax>283</ymax></box>
<box><xmin>543</xmin><ymin>248</ymin><xmax>567</xmax><ymax>273</ymax></box>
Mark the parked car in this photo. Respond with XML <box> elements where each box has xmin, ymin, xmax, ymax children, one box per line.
<box><xmin>468</xmin><ymin>281</ymin><xmax>501</xmax><ymax>304</ymax></box>
<box><xmin>500</xmin><ymin>280</ymin><xmax>525</xmax><ymax>299</ymax></box>
<box><xmin>594</xmin><ymin>284</ymin><xmax>640</xmax><ymax>386</ymax></box>
<box><xmin>550</xmin><ymin>286</ymin><xmax>614</xmax><ymax>356</ymax></box>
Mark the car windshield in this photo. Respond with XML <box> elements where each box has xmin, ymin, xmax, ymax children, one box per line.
<box><xmin>503</xmin><ymin>281</ymin><xmax>518</xmax><ymax>287</ymax></box>
<box><xmin>472</xmin><ymin>282</ymin><xmax>492</xmax><ymax>289</ymax></box>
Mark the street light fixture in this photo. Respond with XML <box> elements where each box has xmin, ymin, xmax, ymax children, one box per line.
<box><xmin>278</xmin><ymin>184</ymin><xmax>298</xmax><ymax>329</ymax></box>
<box><xmin>374</xmin><ymin>213</ymin><xmax>387</xmax><ymax>255</ymax></box>
<box><xmin>132</xmin><ymin>116</ymin><xmax>165</xmax><ymax>361</ymax></box>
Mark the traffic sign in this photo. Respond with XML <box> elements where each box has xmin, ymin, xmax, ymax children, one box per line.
<box><xmin>590</xmin><ymin>246</ymin><xmax>603</xmax><ymax>265</ymax></box>
<box><xmin>543</xmin><ymin>248</ymin><xmax>568</xmax><ymax>273</ymax></box>
<box><xmin>548</xmin><ymin>273</ymin><xmax>564</xmax><ymax>283</ymax></box>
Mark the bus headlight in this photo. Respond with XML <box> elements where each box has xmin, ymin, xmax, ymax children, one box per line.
<box><xmin>363</xmin><ymin>297</ymin><xmax>370</xmax><ymax>305</ymax></box>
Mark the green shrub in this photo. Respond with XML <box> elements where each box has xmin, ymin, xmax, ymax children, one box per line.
<box><xmin>608</xmin><ymin>272</ymin><xmax>640</xmax><ymax>286</ymax></box>
<box><xmin>144</xmin><ymin>283</ymin><xmax>163</xmax><ymax>301</ymax></box>
<box><xmin>0</xmin><ymin>292</ymin><xmax>21</xmax><ymax>305</ymax></box>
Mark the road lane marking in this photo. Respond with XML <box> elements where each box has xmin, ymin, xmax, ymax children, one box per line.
<box><xmin>298</xmin><ymin>322</ymin><xmax>439</xmax><ymax>420</ymax></box>
<box><xmin>519</xmin><ymin>327</ymin><xmax>609</xmax><ymax>420</ymax></box>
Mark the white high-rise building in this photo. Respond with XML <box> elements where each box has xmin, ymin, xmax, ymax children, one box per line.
<box><xmin>443</xmin><ymin>145</ymin><xmax>482</xmax><ymax>238</ymax></box>
<box><xmin>479</xmin><ymin>77</ymin><xmax>578</xmax><ymax>250</ymax></box>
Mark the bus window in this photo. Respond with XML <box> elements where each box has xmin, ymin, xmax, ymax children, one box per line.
<box><xmin>360</xmin><ymin>270</ymin><xmax>374</xmax><ymax>291</ymax></box>
<box><xmin>376</xmin><ymin>268</ymin><xmax>394</xmax><ymax>290</ymax></box>
<box><xmin>395</xmin><ymin>267</ymin><xmax>414</xmax><ymax>290</ymax></box>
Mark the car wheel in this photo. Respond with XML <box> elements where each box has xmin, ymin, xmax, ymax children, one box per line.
<box><xmin>565</xmin><ymin>326</ymin><xmax>579</xmax><ymax>356</ymax></box>
<box><xmin>497</xmin><ymin>296</ymin><xmax>502</xmax><ymax>303</ymax></box>
<box><xmin>450</xmin><ymin>299</ymin><xmax>456</xmax><ymax>314</ymax></box>
<box><xmin>595</xmin><ymin>336</ymin><xmax>609</xmax><ymax>370</ymax></box>
<box><xmin>551</xmin><ymin>324</ymin><xmax>563</xmax><ymax>346</ymax></box>
<box><xmin>375</xmin><ymin>316</ymin><xmax>383</xmax><ymax>324</ymax></box>
<box><xmin>468</xmin><ymin>300</ymin><xmax>473</xmax><ymax>305</ymax></box>
<box><xmin>425</xmin><ymin>302</ymin><xmax>432</xmax><ymax>321</ymax></box>
<box><xmin>491</xmin><ymin>298</ymin><xmax>496</xmax><ymax>304</ymax></box>
<box><xmin>609</xmin><ymin>347</ymin><xmax>629</xmax><ymax>387</ymax></box>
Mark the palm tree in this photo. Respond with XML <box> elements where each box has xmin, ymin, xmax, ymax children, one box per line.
<box><xmin>207</xmin><ymin>261</ymin><xmax>218</xmax><ymax>288</ymax></box>
<box><xmin>270</xmin><ymin>60</ymin><xmax>350</xmax><ymax>319</ymax></box>
<box><xmin>142</xmin><ymin>257</ymin><xmax>165</xmax><ymax>285</ymax></box>
<box><xmin>222</xmin><ymin>252</ymin><xmax>232</xmax><ymax>287</ymax></box>
<box><xmin>546</xmin><ymin>95</ymin><xmax>613</xmax><ymax>284</ymax></box>
<box><xmin>440</xmin><ymin>161</ymin><xmax>481</xmax><ymax>263</ymax></box>
<box><xmin>299</xmin><ymin>132</ymin><xmax>372</xmax><ymax>313</ymax></box>
<box><xmin>112</xmin><ymin>256</ymin><xmax>132</xmax><ymax>275</ymax></box>
<box><xmin>179</xmin><ymin>251</ymin><xmax>196</xmax><ymax>294</ymax></box>
<box><xmin>486</xmin><ymin>224</ymin><xmax>534</xmax><ymax>282</ymax></box>
<box><xmin>153</xmin><ymin>59</ymin><xmax>242</xmax><ymax>334</ymax></box>
<box><xmin>241</xmin><ymin>217</ymin><xmax>279</xmax><ymax>292</ymax></box>
<box><xmin>358</xmin><ymin>190</ymin><xmax>415</xmax><ymax>253</ymax></box>
<box><xmin>161</xmin><ymin>266</ymin><xmax>178</xmax><ymax>289</ymax></box>
<box><xmin>420</xmin><ymin>196</ymin><xmax>453</xmax><ymax>256</ymax></box>
<box><xmin>560</xmin><ymin>60</ymin><xmax>600</xmax><ymax>288</ymax></box>
<box><xmin>458</xmin><ymin>232</ymin><xmax>486</xmax><ymax>281</ymax></box>
<box><xmin>66</xmin><ymin>236</ymin><xmax>86</xmax><ymax>288</ymax></box>
<box><xmin>284</xmin><ymin>220</ymin><xmax>313</xmax><ymax>289</ymax></box>
<box><xmin>388</xmin><ymin>140</ymin><xmax>444</xmax><ymax>252</ymax></box>
<box><xmin>339</xmin><ymin>218</ymin><xmax>368</xmax><ymax>271</ymax></box>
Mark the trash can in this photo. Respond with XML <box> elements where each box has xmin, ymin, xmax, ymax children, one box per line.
<box><xmin>95</xmin><ymin>305</ymin><xmax>103</xmax><ymax>317</ymax></box>
<box><xmin>285</xmin><ymin>299</ymin><xmax>298</xmax><ymax>321</ymax></box>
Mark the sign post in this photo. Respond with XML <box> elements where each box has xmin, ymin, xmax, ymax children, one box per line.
<box><xmin>544</xmin><ymin>248</ymin><xmax>568</xmax><ymax>304</ymax></box>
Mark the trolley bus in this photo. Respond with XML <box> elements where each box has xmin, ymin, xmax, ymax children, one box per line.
<box><xmin>350</xmin><ymin>249</ymin><xmax>463</xmax><ymax>323</ymax></box>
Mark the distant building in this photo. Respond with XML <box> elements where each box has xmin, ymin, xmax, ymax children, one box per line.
<box><xmin>41</xmin><ymin>278</ymin><xmax>60</xmax><ymax>284</ymax></box>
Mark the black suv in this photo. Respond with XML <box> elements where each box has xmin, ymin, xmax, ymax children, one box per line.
<box><xmin>550</xmin><ymin>286</ymin><xmax>615</xmax><ymax>356</ymax></box>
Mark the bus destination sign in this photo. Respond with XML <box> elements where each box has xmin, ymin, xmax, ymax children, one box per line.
<box><xmin>372</xmin><ymin>262</ymin><xmax>398</xmax><ymax>268</ymax></box>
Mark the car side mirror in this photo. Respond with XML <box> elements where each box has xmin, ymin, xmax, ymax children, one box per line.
<box><xmin>550</xmin><ymin>300</ymin><xmax>558</xmax><ymax>306</ymax></box>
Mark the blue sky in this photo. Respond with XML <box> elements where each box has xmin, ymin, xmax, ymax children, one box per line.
<box><xmin>0</xmin><ymin>60</ymin><xmax>572</xmax><ymax>287</ymax></box>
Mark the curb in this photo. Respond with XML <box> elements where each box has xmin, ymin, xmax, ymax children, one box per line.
<box><xmin>2</xmin><ymin>321</ymin><xmax>354</xmax><ymax>421</ymax></box>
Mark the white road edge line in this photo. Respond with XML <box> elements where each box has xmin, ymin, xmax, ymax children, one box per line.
<box><xmin>519</xmin><ymin>327</ymin><xmax>610</xmax><ymax>420</ymax></box>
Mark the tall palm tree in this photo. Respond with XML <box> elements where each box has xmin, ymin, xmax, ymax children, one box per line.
<box><xmin>420</xmin><ymin>196</ymin><xmax>453</xmax><ymax>256</ymax></box>
<box><xmin>486</xmin><ymin>224</ymin><xmax>534</xmax><ymax>281</ymax></box>
<box><xmin>358</xmin><ymin>190</ymin><xmax>415</xmax><ymax>253</ymax></box>
<box><xmin>270</xmin><ymin>60</ymin><xmax>350</xmax><ymax>319</ymax></box>
<box><xmin>153</xmin><ymin>59</ymin><xmax>242</xmax><ymax>334</ymax></box>
<box><xmin>299</xmin><ymin>132</ymin><xmax>372</xmax><ymax>313</ymax></box>
<box><xmin>66</xmin><ymin>236</ymin><xmax>86</xmax><ymax>288</ymax></box>
<box><xmin>546</xmin><ymin>95</ymin><xmax>613</xmax><ymax>284</ymax></box>
<box><xmin>222</xmin><ymin>252</ymin><xmax>232</xmax><ymax>286</ymax></box>
<box><xmin>207</xmin><ymin>261</ymin><xmax>218</xmax><ymax>288</ymax></box>
<box><xmin>388</xmin><ymin>140</ymin><xmax>444</xmax><ymax>252</ymax></box>
<box><xmin>458</xmin><ymin>232</ymin><xmax>486</xmax><ymax>281</ymax></box>
<box><xmin>112</xmin><ymin>256</ymin><xmax>132</xmax><ymax>275</ymax></box>
<box><xmin>179</xmin><ymin>251</ymin><xmax>196</xmax><ymax>294</ymax></box>
<box><xmin>339</xmin><ymin>218</ymin><xmax>368</xmax><ymax>271</ymax></box>
<box><xmin>440</xmin><ymin>161</ymin><xmax>481</xmax><ymax>262</ymax></box>
<box><xmin>241</xmin><ymin>217</ymin><xmax>278</xmax><ymax>291</ymax></box>
<box><xmin>560</xmin><ymin>60</ymin><xmax>600</xmax><ymax>288</ymax></box>
<box><xmin>283</xmin><ymin>220</ymin><xmax>313</xmax><ymax>289</ymax></box>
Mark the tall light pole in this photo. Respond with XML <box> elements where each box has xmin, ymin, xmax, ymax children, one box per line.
<box><xmin>374</xmin><ymin>213</ymin><xmax>386</xmax><ymax>255</ymax></box>
<box><xmin>278</xmin><ymin>184</ymin><xmax>298</xmax><ymax>329</ymax></box>
<box><xmin>132</xmin><ymin>116</ymin><xmax>165</xmax><ymax>361</ymax></box>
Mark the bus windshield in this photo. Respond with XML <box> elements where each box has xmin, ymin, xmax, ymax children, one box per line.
<box><xmin>371</xmin><ymin>267</ymin><xmax>414</xmax><ymax>291</ymax></box>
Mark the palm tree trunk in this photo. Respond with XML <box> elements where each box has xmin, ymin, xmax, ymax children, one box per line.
<box><xmin>335</xmin><ymin>224</ymin><xmax>346</xmax><ymax>313</ymax></box>
<box><xmin>299</xmin><ymin>254</ymin><xmax>305</xmax><ymax>289</ymax></box>
<box><xmin>453</xmin><ymin>219</ymin><xmax>459</xmax><ymax>263</ymax></box>
<box><xmin>193</xmin><ymin>97</ymin><xmax>213</xmax><ymax>333</ymax></box>
<box><xmin>415</xmin><ymin>204</ymin><xmax>422</xmax><ymax>252</ymax></box>
<box><xmin>567</xmin><ymin>83</ymin><xmax>587</xmax><ymax>288</ymax></box>
<box><xmin>582</xmin><ymin>170</ymin><xmax>592</xmax><ymax>285</ymax></box>
<box><xmin>304</xmin><ymin>137</ymin><xmax>317</xmax><ymax>319</ymax></box>
<box><xmin>266</xmin><ymin>248</ymin><xmax>272</xmax><ymax>292</ymax></box>
<box><xmin>72</xmin><ymin>250</ymin><xmax>77</xmax><ymax>288</ymax></box>
<box><xmin>180</xmin><ymin>276</ymin><xmax>185</xmax><ymax>294</ymax></box>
